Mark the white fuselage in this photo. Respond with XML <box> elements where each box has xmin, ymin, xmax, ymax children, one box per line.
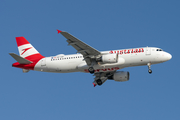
<box><xmin>34</xmin><ymin>47</ymin><xmax>172</xmax><ymax>73</ymax></box>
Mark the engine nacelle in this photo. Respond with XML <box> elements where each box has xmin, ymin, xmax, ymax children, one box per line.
<box><xmin>96</xmin><ymin>54</ymin><xmax>118</xmax><ymax>63</ymax></box>
<box><xmin>108</xmin><ymin>71</ymin><xmax>130</xmax><ymax>82</ymax></box>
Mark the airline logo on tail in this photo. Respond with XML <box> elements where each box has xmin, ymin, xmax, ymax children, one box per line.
<box><xmin>21</xmin><ymin>47</ymin><xmax>32</xmax><ymax>55</ymax></box>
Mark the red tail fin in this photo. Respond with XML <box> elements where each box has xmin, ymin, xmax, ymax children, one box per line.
<box><xmin>16</xmin><ymin>37</ymin><xmax>44</xmax><ymax>61</ymax></box>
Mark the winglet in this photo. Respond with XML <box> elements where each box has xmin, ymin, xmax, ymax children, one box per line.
<box><xmin>57</xmin><ymin>29</ymin><xmax>62</xmax><ymax>34</ymax></box>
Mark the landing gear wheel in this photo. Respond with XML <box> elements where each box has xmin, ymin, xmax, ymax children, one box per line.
<box><xmin>96</xmin><ymin>79</ymin><xmax>102</xmax><ymax>86</ymax></box>
<box><xmin>88</xmin><ymin>67</ymin><xmax>94</xmax><ymax>74</ymax></box>
<box><xmin>148</xmin><ymin>69</ymin><xmax>152</xmax><ymax>74</ymax></box>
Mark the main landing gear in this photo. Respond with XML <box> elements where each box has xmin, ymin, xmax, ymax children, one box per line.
<box><xmin>88</xmin><ymin>67</ymin><xmax>95</xmax><ymax>74</ymax></box>
<box><xmin>88</xmin><ymin>60</ymin><xmax>96</xmax><ymax>74</ymax></box>
<box><xmin>93</xmin><ymin>79</ymin><xmax>103</xmax><ymax>87</ymax></box>
<box><xmin>96</xmin><ymin>79</ymin><xmax>102</xmax><ymax>86</ymax></box>
<box><xmin>147</xmin><ymin>63</ymin><xmax>152</xmax><ymax>74</ymax></box>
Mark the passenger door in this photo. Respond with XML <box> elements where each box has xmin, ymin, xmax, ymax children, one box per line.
<box><xmin>146</xmin><ymin>47</ymin><xmax>151</xmax><ymax>55</ymax></box>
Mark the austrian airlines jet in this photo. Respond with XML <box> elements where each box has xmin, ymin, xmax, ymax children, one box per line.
<box><xmin>9</xmin><ymin>30</ymin><xmax>172</xmax><ymax>87</ymax></box>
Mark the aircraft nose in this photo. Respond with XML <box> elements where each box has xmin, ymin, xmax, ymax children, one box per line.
<box><xmin>166</xmin><ymin>53</ymin><xmax>172</xmax><ymax>61</ymax></box>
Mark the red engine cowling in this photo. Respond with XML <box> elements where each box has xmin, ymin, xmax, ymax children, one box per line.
<box><xmin>97</xmin><ymin>54</ymin><xmax>118</xmax><ymax>63</ymax></box>
<box><xmin>108</xmin><ymin>71</ymin><xmax>130</xmax><ymax>82</ymax></box>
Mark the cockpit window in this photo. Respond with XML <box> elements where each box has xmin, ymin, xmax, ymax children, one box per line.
<box><xmin>156</xmin><ymin>49</ymin><xmax>163</xmax><ymax>51</ymax></box>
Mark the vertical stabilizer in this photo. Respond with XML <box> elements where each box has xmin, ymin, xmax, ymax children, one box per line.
<box><xmin>16</xmin><ymin>37</ymin><xmax>44</xmax><ymax>61</ymax></box>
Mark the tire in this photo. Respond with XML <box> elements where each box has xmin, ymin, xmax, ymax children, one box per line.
<box><xmin>148</xmin><ymin>69</ymin><xmax>152</xmax><ymax>74</ymax></box>
<box><xmin>88</xmin><ymin>67</ymin><xmax>94</xmax><ymax>74</ymax></box>
<box><xmin>96</xmin><ymin>79</ymin><xmax>102</xmax><ymax>86</ymax></box>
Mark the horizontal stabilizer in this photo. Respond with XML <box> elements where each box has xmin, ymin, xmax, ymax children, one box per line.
<box><xmin>9</xmin><ymin>53</ymin><xmax>33</xmax><ymax>64</ymax></box>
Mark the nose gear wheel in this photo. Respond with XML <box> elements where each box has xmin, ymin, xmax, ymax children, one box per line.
<box><xmin>148</xmin><ymin>69</ymin><xmax>152</xmax><ymax>74</ymax></box>
<box><xmin>147</xmin><ymin>63</ymin><xmax>152</xmax><ymax>74</ymax></box>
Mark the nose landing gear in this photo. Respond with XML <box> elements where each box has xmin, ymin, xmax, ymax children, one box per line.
<box><xmin>147</xmin><ymin>63</ymin><xmax>152</xmax><ymax>74</ymax></box>
<box><xmin>148</xmin><ymin>69</ymin><xmax>152</xmax><ymax>74</ymax></box>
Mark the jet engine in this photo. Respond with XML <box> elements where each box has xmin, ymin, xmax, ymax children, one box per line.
<box><xmin>96</xmin><ymin>54</ymin><xmax>118</xmax><ymax>63</ymax></box>
<box><xmin>108</xmin><ymin>71</ymin><xmax>130</xmax><ymax>82</ymax></box>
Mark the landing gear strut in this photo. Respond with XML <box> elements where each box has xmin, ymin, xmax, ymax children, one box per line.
<box><xmin>88</xmin><ymin>67</ymin><xmax>94</xmax><ymax>74</ymax></box>
<box><xmin>88</xmin><ymin>60</ymin><xmax>96</xmax><ymax>74</ymax></box>
<box><xmin>147</xmin><ymin>63</ymin><xmax>152</xmax><ymax>74</ymax></box>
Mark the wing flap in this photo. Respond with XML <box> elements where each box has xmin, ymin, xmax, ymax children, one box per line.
<box><xmin>9</xmin><ymin>53</ymin><xmax>33</xmax><ymax>64</ymax></box>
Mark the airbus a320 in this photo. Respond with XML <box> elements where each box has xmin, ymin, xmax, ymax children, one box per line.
<box><xmin>9</xmin><ymin>30</ymin><xmax>172</xmax><ymax>87</ymax></box>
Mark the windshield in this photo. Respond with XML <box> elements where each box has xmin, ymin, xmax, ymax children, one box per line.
<box><xmin>156</xmin><ymin>49</ymin><xmax>163</xmax><ymax>51</ymax></box>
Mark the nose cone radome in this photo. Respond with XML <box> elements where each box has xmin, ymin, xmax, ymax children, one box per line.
<box><xmin>167</xmin><ymin>53</ymin><xmax>172</xmax><ymax>60</ymax></box>
<box><xmin>166</xmin><ymin>53</ymin><xmax>172</xmax><ymax>61</ymax></box>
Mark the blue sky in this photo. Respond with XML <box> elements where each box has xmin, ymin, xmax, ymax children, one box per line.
<box><xmin>1</xmin><ymin>0</ymin><xmax>179</xmax><ymax>120</ymax></box>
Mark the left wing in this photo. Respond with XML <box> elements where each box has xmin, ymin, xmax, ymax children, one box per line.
<box><xmin>58</xmin><ymin>30</ymin><xmax>101</xmax><ymax>66</ymax></box>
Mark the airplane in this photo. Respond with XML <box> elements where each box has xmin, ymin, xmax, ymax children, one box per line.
<box><xmin>9</xmin><ymin>30</ymin><xmax>172</xmax><ymax>87</ymax></box>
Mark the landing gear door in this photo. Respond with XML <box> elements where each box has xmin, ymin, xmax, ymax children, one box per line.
<box><xmin>146</xmin><ymin>47</ymin><xmax>151</xmax><ymax>55</ymax></box>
